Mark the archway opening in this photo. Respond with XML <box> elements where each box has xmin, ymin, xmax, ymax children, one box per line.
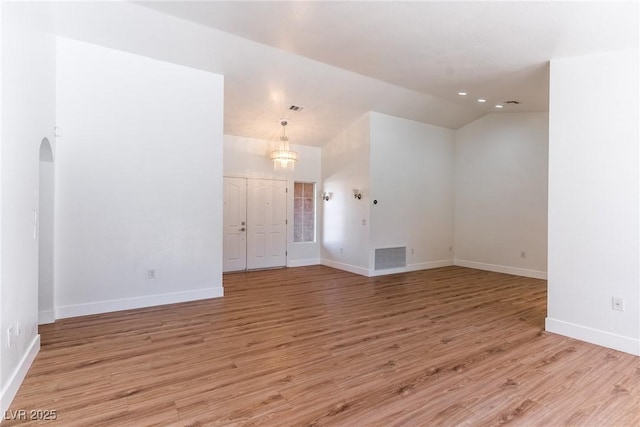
<box><xmin>38</xmin><ymin>137</ymin><xmax>54</xmax><ymax>324</ymax></box>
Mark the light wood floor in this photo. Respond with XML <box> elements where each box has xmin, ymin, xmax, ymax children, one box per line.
<box><xmin>6</xmin><ymin>266</ymin><xmax>640</xmax><ymax>426</ymax></box>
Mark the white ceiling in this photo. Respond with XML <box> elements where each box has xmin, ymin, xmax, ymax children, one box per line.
<box><xmin>52</xmin><ymin>1</ymin><xmax>639</xmax><ymax>146</ymax></box>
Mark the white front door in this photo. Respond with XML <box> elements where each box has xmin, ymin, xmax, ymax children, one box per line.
<box><xmin>247</xmin><ymin>179</ymin><xmax>287</xmax><ymax>269</ymax></box>
<box><xmin>223</xmin><ymin>177</ymin><xmax>247</xmax><ymax>272</ymax></box>
<box><xmin>223</xmin><ymin>177</ymin><xmax>287</xmax><ymax>272</ymax></box>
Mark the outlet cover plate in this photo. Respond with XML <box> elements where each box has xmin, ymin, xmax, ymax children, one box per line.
<box><xmin>612</xmin><ymin>297</ymin><xmax>624</xmax><ymax>312</ymax></box>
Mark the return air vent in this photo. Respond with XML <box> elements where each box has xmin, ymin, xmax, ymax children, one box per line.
<box><xmin>375</xmin><ymin>247</ymin><xmax>406</xmax><ymax>270</ymax></box>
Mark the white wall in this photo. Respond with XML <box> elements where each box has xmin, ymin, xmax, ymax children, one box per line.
<box><xmin>547</xmin><ymin>49</ymin><xmax>639</xmax><ymax>356</ymax></box>
<box><xmin>321</xmin><ymin>112</ymin><xmax>455</xmax><ymax>276</ymax></box>
<box><xmin>369</xmin><ymin>112</ymin><xmax>455</xmax><ymax>275</ymax></box>
<box><xmin>1</xmin><ymin>1</ymin><xmax>56</xmax><ymax>415</ymax></box>
<box><xmin>55</xmin><ymin>38</ymin><xmax>224</xmax><ymax>319</ymax></box>
<box><xmin>224</xmin><ymin>134</ymin><xmax>322</xmax><ymax>266</ymax></box>
<box><xmin>1</xmin><ymin>0</ymin><xmax>4</xmax><ymax>403</ymax></box>
<box><xmin>321</xmin><ymin>113</ymin><xmax>371</xmax><ymax>275</ymax></box>
<box><xmin>455</xmin><ymin>113</ymin><xmax>549</xmax><ymax>279</ymax></box>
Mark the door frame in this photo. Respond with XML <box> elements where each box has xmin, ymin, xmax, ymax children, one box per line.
<box><xmin>223</xmin><ymin>176</ymin><xmax>288</xmax><ymax>272</ymax></box>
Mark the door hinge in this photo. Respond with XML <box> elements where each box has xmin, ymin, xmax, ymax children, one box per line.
<box><xmin>286</xmin><ymin>219</ymin><xmax>288</xmax><ymax>225</ymax></box>
<box><xmin>286</xmin><ymin>251</ymin><xmax>288</xmax><ymax>256</ymax></box>
<box><xmin>286</xmin><ymin>187</ymin><xmax>288</xmax><ymax>193</ymax></box>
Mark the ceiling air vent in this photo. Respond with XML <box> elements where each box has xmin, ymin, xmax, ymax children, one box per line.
<box><xmin>289</xmin><ymin>105</ymin><xmax>303</xmax><ymax>112</ymax></box>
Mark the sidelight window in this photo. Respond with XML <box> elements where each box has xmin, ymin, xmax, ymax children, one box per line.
<box><xmin>293</xmin><ymin>182</ymin><xmax>316</xmax><ymax>243</ymax></box>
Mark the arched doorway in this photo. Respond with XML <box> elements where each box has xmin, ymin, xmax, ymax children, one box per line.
<box><xmin>38</xmin><ymin>138</ymin><xmax>54</xmax><ymax>324</ymax></box>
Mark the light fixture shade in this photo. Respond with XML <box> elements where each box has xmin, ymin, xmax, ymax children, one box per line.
<box><xmin>270</xmin><ymin>149</ymin><xmax>298</xmax><ymax>170</ymax></box>
<box><xmin>270</xmin><ymin>119</ymin><xmax>299</xmax><ymax>171</ymax></box>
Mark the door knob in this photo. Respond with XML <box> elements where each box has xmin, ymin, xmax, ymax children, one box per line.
<box><xmin>239</xmin><ymin>228</ymin><xmax>246</xmax><ymax>232</ymax></box>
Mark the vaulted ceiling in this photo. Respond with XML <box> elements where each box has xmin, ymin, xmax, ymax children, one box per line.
<box><xmin>50</xmin><ymin>1</ymin><xmax>639</xmax><ymax>145</ymax></box>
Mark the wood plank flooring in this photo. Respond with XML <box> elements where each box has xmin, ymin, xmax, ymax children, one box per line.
<box><xmin>5</xmin><ymin>266</ymin><xmax>640</xmax><ymax>426</ymax></box>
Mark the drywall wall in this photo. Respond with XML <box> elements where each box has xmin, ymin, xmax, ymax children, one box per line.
<box><xmin>224</xmin><ymin>134</ymin><xmax>322</xmax><ymax>266</ymax></box>
<box><xmin>547</xmin><ymin>49</ymin><xmax>639</xmax><ymax>355</ymax></box>
<box><xmin>321</xmin><ymin>113</ymin><xmax>371</xmax><ymax>275</ymax></box>
<box><xmin>369</xmin><ymin>112</ymin><xmax>455</xmax><ymax>275</ymax></box>
<box><xmin>454</xmin><ymin>113</ymin><xmax>549</xmax><ymax>279</ymax></box>
<box><xmin>55</xmin><ymin>38</ymin><xmax>224</xmax><ymax>318</ymax></box>
<box><xmin>322</xmin><ymin>112</ymin><xmax>455</xmax><ymax>276</ymax></box>
<box><xmin>1</xmin><ymin>1</ymin><xmax>55</xmax><ymax>415</ymax></box>
<box><xmin>1</xmin><ymin>0</ymin><xmax>4</xmax><ymax>404</ymax></box>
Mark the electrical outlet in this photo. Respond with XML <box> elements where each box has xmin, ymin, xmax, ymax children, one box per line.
<box><xmin>521</xmin><ymin>251</ymin><xmax>526</xmax><ymax>258</ymax></box>
<box><xmin>339</xmin><ymin>248</ymin><xmax>343</xmax><ymax>254</ymax></box>
<box><xmin>449</xmin><ymin>246</ymin><xmax>453</xmax><ymax>252</ymax></box>
<box><xmin>411</xmin><ymin>248</ymin><xmax>414</xmax><ymax>255</ymax></box>
<box><xmin>15</xmin><ymin>320</ymin><xmax>20</xmax><ymax>336</ymax></box>
<box><xmin>148</xmin><ymin>269</ymin><xmax>156</xmax><ymax>279</ymax></box>
<box><xmin>612</xmin><ymin>297</ymin><xmax>624</xmax><ymax>312</ymax></box>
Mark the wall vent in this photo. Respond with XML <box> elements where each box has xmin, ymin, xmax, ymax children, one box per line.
<box><xmin>375</xmin><ymin>247</ymin><xmax>406</xmax><ymax>270</ymax></box>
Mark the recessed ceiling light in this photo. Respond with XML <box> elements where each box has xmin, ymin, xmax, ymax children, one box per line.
<box><xmin>495</xmin><ymin>105</ymin><xmax>504</xmax><ymax>109</ymax></box>
<box><xmin>477</xmin><ymin>99</ymin><xmax>487</xmax><ymax>103</ymax></box>
<box><xmin>458</xmin><ymin>92</ymin><xmax>468</xmax><ymax>96</ymax></box>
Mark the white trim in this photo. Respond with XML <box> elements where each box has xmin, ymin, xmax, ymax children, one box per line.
<box><xmin>368</xmin><ymin>259</ymin><xmax>454</xmax><ymax>277</ymax></box>
<box><xmin>546</xmin><ymin>317</ymin><xmax>640</xmax><ymax>356</ymax></box>
<box><xmin>321</xmin><ymin>259</ymin><xmax>369</xmax><ymax>276</ymax></box>
<box><xmin>38</xmin><ymin>310</ymin><xmax>55</xmax><ymax>325</ymax></box>
<box><xmin>454</xmin><ymin>259</ymin><xmax>547</xmax><ymax>279</ymax></box>
<box><xmin>1</xmin><ymin>335</ymin><xmax>40</xmax><ymax>417</ymax></box>
<box><xmin>287</xmin><ymin>258</ymin><xmax>321</xmax><ymax>267</ymax></box>
<box><xmin>321</xmin><ymin>259</ymin><xmax>455</xmax><ymax>277</ymax></box>
<box><xmin>55</xmin><ymin>287</ymin><xmax>224</xmax><ymax>319</ymax></box>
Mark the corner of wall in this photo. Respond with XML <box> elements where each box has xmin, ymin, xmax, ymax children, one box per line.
<box><xmin>545</xmin><ymin>317</ymin><xmax>640</xmax><ymax>356</ymax></box>
<box><xmin>0</xmin><ymin>335</ymin><xmax>40</xmax><ymax>418</ymax></box>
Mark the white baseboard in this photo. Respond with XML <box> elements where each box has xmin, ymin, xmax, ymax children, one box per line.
<box><xmin>322</xmin><ymin>259</ymin><xmax>455</xmax><ymax>277</ymax></box>
<box><xmin>38</xmin><ymin>310</ymin><xmax>55</xmax><ymax>325</ymax></box>
<box><xmin>321</xmin><ymin>259</ymin><xmax>369</xmax><ymax>276</ymax></box>
<box><xmin>55</xmin><ymin>287</ymin><xmax>224</xmax><ymax>319</ymax></box>
<box><xmin>1</xmin><ymin>335</ymin><xmax>40</xmax><ymax>417</ymax></box>
<box><xmin>368</xmin><ymin>259</ymin><xmax>454</xmax><ymax>277</ymax></box>
<box><xmin>455</xmin><ymin>259</ymin><xmax>547</xmax><ymax>279</ymax></box>
<box><xmin>288</xmin><ymin>258</ymin><xmax>321</xmax><ymax>267</ymax></box>
<box><xmin>546</xmin><ymin>317</ymin><xmax>640</xmax><ymax>356</ymax></box>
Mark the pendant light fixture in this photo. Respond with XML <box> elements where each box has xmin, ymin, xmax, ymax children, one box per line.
<box><xmin>270</xmin><ymin>119</ymin><xmax>298</xmax><ymax>171</ymax></box>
